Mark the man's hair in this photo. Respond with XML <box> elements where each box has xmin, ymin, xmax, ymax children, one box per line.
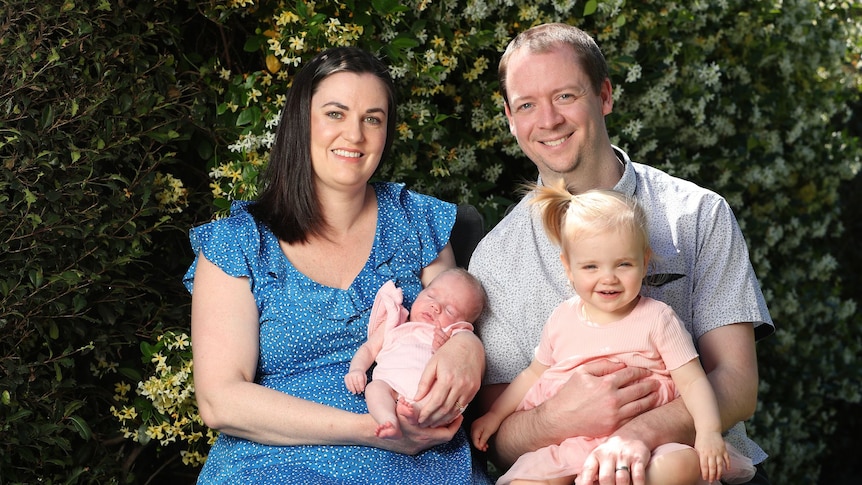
<box><xmin>498</xmin><ymin>23</ymin><xmax>609</xmax><ymax>104</ymax></box>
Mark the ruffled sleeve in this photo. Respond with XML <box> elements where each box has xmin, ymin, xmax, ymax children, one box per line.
<box><xmin>182</xmin><ymin>201</ymin><xmax>263</xmax><ymax>294</ymax></box>
<box><xmin>368</xmin><ymin>182</ymin><xmax>456</xmax><ymax>305</ymax></box>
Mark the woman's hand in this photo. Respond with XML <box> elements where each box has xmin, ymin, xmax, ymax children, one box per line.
<box><xmin>374</xmin><ymin>413</ymin><xmax>463</xmax><ymax>455</ymax></box>
<box><xmin>411</xmin><ymin>331</ymin><xmax>484</xmax><ymax>428</ymax></box>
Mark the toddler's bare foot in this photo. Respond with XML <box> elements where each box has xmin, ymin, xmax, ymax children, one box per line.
<box><xmin>375</xmin><ymin>421</ymin><xmax>402</xmax><ymax>440</ymax></box>
<box><xmin>396</xmin><ymin>397</ymin><xmax>420</xmax><ymax>425</ymax></box>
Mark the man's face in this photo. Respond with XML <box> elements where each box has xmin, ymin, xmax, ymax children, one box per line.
<box><xmin>504</xmin><ymin>44</ymin><xmax>613</xmax><ymax>182</ymax></box>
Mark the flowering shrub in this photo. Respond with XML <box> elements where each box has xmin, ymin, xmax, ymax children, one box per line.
<box><xmin>111</xmin><ymin>331</ymin><xmax>217</xmax><ymax>467</ymax></box>
<box><xmin>0</xmin><ymin>0</ymin><xmax>217</xmax><ymax>482</ymax></box>
<box><xmin>179</xmin><ymin>1</ymin><xmax>861</xmax><ymax>483</ymax></box>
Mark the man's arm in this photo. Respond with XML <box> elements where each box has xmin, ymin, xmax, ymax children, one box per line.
<box><xmin>576</xmin><ymin>323</ymin><xmax>758</xmax><ymax>485</ymax></box>
<box><xmin>476</xmin><ymin>360</ymin><xmax>659</xmax><ymax>468</ymax></box>
<box><xmin>612</xmin><ymin>322</ymin><xmax>758</xmax><ymax>448</ymax></box>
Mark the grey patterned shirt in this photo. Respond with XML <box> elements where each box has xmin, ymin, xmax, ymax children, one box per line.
<box><xmin>469</xmin><ymin>147</ymin><xmax>774</xmax><ymax>464</ymax></box>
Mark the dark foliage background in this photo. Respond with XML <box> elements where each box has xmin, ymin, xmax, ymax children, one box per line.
<box><xmin>1</xmin><ymin>1</ymin><xmax>859</xmax><ymax>483</ymax></box>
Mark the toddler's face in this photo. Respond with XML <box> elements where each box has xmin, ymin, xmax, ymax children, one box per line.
<box><xmin>561</xmin><ymin>227</ymin><xmax>647</xmax><ymax>322</ymax></box>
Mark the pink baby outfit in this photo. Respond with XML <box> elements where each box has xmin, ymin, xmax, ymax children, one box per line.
<box><xmin>497</xmin><ymin>296</ymin><xmax>755</xmax><ymax>485</ymax></box>
<box><xmin>369</xmin><ymin>281</ymin><xmax>473</xmax><ymax>401</ymax></box>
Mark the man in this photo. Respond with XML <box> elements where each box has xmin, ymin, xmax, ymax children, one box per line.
<box><xmin>469</xmin><ymin>23</ymin><xmax>774</xmax><ymax>485</ymax></box>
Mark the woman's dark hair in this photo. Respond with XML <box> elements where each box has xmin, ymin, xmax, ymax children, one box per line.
<box><xmin>249</xmin><ymin>46</ymin><xmax>397</xmax><ymax>243</ymax></box>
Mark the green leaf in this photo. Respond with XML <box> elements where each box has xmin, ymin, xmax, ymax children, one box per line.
<box><xmin>28</xmin><ymin>268</ymin><xmax>43</xmax><ymax>287</ymax></box>
<box><xmin>64</xmin><ymin>400</ymin><xmax>86</xmax><ymax>417</ymax></box>
<box><xmin>243</xmin><ymin>35</ymin><xmax>266</xmax><ymax>52</ymax></box>
<box><xmin>6</xmin><ymin>409</ymin><xmax>32</xmax><ymax>422</ymax></box>
<box><xmin>67</xmin><ymin>415</ymin><xmax>93</xmax><ymax>440</ymax></box>
<box><xmin>140</xmin><ymin>341</ymin><xmax>156</xmax><ymax>360</ymax></box>
<box><xmin>372</xmin><ymin>0</ymin><xmax>409</xmax><ymax>14</ymax></box>
<box><xmin>390</xmin><ymin>36</ymin><xmax>420</xmax><ymax>50</ymax></box>
<box><xmin>119</xmin><ymin>367</ymin><xmax>142</xmax><ymax>382</ymax></box>
<box><xmin>584</xmin><ymin>0</ymin><xmax>598</xmax><ymax>16</ymax></box>
<box><xmin>236</xmin><ymin>106</ymin><xmax>261</xmax><ymax>127</ymax></box>
<box><xmin>40</xmin><ymin>105</ymin><xmax>55</xmax><ymax>130</ymax></box>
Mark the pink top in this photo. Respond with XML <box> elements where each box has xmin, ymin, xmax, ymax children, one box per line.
<box><xmin>521</xmin><ymin>295</ymin><xmax>697</xmax><ymax>411</ymax></box>
<box><xmin>369</xmin><ymin>281</ymin><xmax>473</xmax><ymax>400</ymax></box>
<box><xmin>497</xmin><ymin>296</ymin><xmax>733</xmax><ymax>485</ymax></box>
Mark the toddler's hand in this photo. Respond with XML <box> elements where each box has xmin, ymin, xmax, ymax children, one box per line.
<box><xmin>695</xmin><ymin>432</ymin><xmax>730</xmax><ymax>483</ymax></box>
<box><xmin>469</xmin><ymin>414</ymin><xmax>499</xmax><ymax>452</ymax></box>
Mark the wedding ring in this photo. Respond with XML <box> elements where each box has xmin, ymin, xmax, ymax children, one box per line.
<box><xmin>615</xmin><ymin>465</ymin><xmax>630</xmax><ymax>472</ymax></box>
<box><xmin>456</xmin><ymin>401</ymin><xmax>467</xmax><ymax>414</ymax></box>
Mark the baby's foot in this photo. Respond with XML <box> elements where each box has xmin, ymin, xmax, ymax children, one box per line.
<box><xmin>375</xmin><ymin>421</ymin><xmax>402</xmax><ymax>440</ymax></box>
<box><xmin>396</xmin><ymin>397</ymin><xmax>420</xmax><ymax>425</ymax></box>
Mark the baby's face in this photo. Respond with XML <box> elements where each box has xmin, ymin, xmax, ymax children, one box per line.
<box><xmin>410</xmin><ymin>272</ymin><xmax>476</xmax><ymax>328</ymax></box>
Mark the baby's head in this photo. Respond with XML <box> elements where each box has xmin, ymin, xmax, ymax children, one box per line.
<box><xmin>411</xmin><ymin>268</ymin><xmax>486</xmax><ymax>327</ymax></box>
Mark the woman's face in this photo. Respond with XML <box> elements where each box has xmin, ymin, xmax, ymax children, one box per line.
<box><xmin>309</xmin><ymin>72</ymin><xmax>389</xmax><ymax>192</ymax></box>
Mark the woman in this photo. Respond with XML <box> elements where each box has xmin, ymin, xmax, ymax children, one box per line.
<box><xmin>185</xmin><ymin>47</ymin><xmax>486</xmax><ymax>484</ymax></box>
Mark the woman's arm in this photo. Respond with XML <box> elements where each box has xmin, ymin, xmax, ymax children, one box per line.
<box><xmin>191</xmin><ymin>253</ymin><xmax>457</xmax><ymax>453</ymax></box>
<box><xmin>419</xmin><ymin>243</ymin><xmax>456</xmax><ymax>286</ymax></box>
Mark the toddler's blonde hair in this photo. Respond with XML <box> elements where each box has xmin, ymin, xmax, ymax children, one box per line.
<box><xmin>529</xmin><ymin>181</ymin><xmax>652</xmax><ymax>262</ymax></box>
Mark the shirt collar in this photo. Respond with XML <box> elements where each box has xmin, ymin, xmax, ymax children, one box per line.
<box><xmin>612</xmin><ymin>145</ymin><xmax>637</xmax><ymax>198</ymax></box>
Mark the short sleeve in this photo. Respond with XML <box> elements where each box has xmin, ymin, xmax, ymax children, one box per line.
<box><xmin>651</xmin><ymin>303</ymin><xmax>699</xmax><ymax>371</ymax></box>
<box><xmin>183</xmin><ymin>201</ymin><xmax>262</xmax><ymax>294</ymax></box>
<box><xmin>395</xmin><ymin>183</ymin><xmax>456</xmax><ymax>267</ymax></box>
<box><xmin>370</xmin><ymin>182</ymin><xmax>456</xmax><ymax>305</ymax></box>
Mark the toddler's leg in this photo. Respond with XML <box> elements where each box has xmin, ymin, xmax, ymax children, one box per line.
<box><xmin>646</xmin><ymin>443</ymin><xmax>700</xmax><ymax>485</ymax></box>
<box><xmin>364</xmin><ymin>380</ymin><xmax>402</xmax><ymax>439</ymax></box>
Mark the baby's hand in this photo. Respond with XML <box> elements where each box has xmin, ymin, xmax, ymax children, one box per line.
<box><xmin>344</xmin><ymin>370</ymin><xmax>367</xmax><ymax>394</ymax></box>
<box><xmin>431</xmin><ymin>325</ymin><xmax>450</xmax><ymax>351</ymax></box>
<box><xmin>469</xmin><ymin>414</ymin><xmax>500</xmax><ymax>452</ymax></box>
<box><xmin>695</xmin><ymin>431</ymin><xmax>730</xmax><ymax>483</ymax></box>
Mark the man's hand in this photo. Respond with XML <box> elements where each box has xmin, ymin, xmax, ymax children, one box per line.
<box><xmin>489</xmin><ymin>359</ymin><xmax>659</xmax><ymax>467</ymax></box>
<box><xmin>575</xmin><ymin>436</ymin><xmax>651</xmax><ymax>485</ymax></box>
<box><xmin>546</xmin><ymin>360</ymin><xmax>659</xmax><ymax>437</ymax></box>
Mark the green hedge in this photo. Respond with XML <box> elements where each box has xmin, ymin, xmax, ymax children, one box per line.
<box><xmin>0</xmin><ymin>0</ymin><xmax>216</xmax><ymax>482</ymax></box>
<box><xmin>1</xmin><ymin>0</ymin><xmax>860</xmax><ymax>483</ymax></box>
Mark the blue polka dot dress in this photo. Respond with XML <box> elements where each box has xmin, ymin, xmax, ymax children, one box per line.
<box><xmin>183</xmin><ymin>182</ymin><xmax>479</xmax><ymax>484</ymax></box>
